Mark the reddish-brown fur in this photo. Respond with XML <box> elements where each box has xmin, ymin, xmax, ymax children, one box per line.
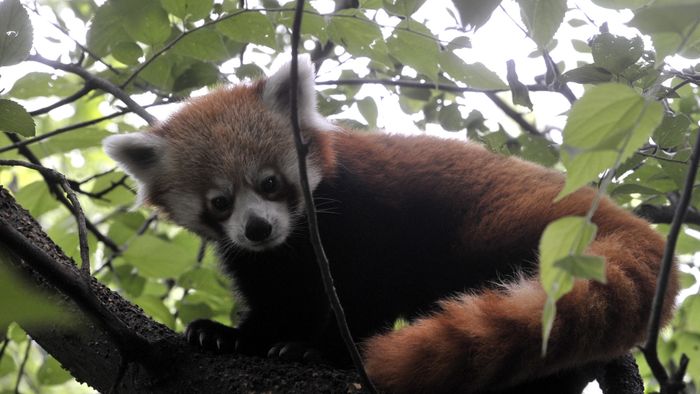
<box><xmin>110</xmin><ymin>71</ymin><xmax>678</xmax><ymax>393</ymax></box>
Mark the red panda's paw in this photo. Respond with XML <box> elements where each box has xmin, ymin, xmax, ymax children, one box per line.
<box><xmin>185</xmin><ymin>319</ymin><xmax>240</xmax><ymax>353</ymax></box>
<box><xmin>267</xmin><ymin>341</ymin><xmax>325</xmax><ymax>363</ymax></box>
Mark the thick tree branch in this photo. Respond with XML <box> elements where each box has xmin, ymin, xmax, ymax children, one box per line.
<box><xmin>634</xmin><ymin>203</ymin><xmax>700</xmax><ymax>226</ymax></box>
<box><xmin>0</xmin><ymin>186</ymin><xmax>364</xmax><ymax>393</ymax></box>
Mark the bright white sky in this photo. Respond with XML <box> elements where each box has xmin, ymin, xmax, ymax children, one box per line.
<box><xmin>3</xmin><ymin>1</ymin><xmax>698</xmax><ymax>392</ymax></box>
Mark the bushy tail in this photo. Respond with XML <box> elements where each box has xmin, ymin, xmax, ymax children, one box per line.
<box><xmin>363</xmin><ymin>206</ymin><xmax>677</xmax><ymax>393</ymax></box>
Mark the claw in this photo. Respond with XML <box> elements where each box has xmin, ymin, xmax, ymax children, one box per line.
<box><xmin>199</xmin><ymin>332</ymin><xmax>206</xmax><ymax>347</ymax></box>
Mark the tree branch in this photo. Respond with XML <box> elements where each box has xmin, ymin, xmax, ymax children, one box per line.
<box><xmin>641</xmin><ymin>130</ymin><xmax>700</xmax><ymax>393</ymax></box>
<box><xmin>27</xmin><ymin>54</ymin><xmax>157</xmax><ymax>126</ymax></box>
<box><xmin>485</xmin><ymin>91</ymin><xmax>541</xmax><ymax>136</ymax></box>
<box><xmin>28</xmin><ymin>83</ymin><xmax>93</xmax><ymax>117</ymax></box>
<box><xmin>634</xmin><ymin>203</ymin><xmax>700</xmax><ymax>226</ymax></box>
<box><xmin>0</xmin><ymin>186</ymin><xmax>364</xmax><ymax>393</ymax></box>
<box><xmin>3</xmin><ymin>133</ymin><xmax>120</xmax><ymax>252</ymax></box>
<box><xmin>0</xmin><ymin>101</ymin><xmax>170</xmax><ymax>155</ymax></box>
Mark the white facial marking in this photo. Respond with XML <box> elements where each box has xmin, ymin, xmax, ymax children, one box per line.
<box><xmin>225</xmin><ymin>188</ymin><xmax>290</xmax><ymax>252</ymax></box>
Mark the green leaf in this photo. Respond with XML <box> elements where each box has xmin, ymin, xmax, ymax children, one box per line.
<box><xmin>277</xmin><ymin>3</ymin><xmax>329</xmax><ymax>45</ymax></box>
<box><xmin>439</xmin><ymin>52</ymin><xmax>508</xmax><ymax>89</ymax></box>
<box><xmin>217</xmin><ymin>11</ymin><xmax>275</xmax><ymax>48</ymax></box>
<box><xmin>518</xmin><ymin>134</ymin><xmax>558</xmax><ymax>167</ymax></box>
<box><xmin>172</xmin><ymin>28</ymin><xmax>228</xmax><ymax>61</ymax></box>
<box><xmin>357</xmin><ymin>97</ymin><xmax>378</xmax><ymax>128</ymax></box>
<box><xmin>86</xmin><ymin>2</ymin><xmax>129</xmax><ymax>57</ymax></box>
<box><xmin>161</xmin><ymin>0</ymin><xmax>213</xmax><ymax>20</ymax></box>
<box><xmin>446</xmin><ymin>36</ymin><xmax>471</xmax><ymax>50</ymax></box>
<box><xmin>139</xmin><ymin>54</ymin><xmax>176</xmax><ymax>90</ymax></box>
<box><xmin>562</xmin><ymin>64</ymin><xmax>613</xmax><ymax>84</ymax></box>
<box><xmin>554</xmin><ymin>255</ymin><xmax>606</xmax><ymax>283</ymax></box>
<box><xmin>33</xmin><ymin>128</ymin><xmax>111</xmax><ymax>159</ymax></box>
<box><xmin>684</xmin><ymin>295</ymin><xmax>700</xmax><ymax>333</ymax></box>
<box><xmin>590</xmin><ymin>33</ymin><xmax>644</xmax><ymax>74</ymax></box>
<box><xmin>0</xmin><ymin>0</ymin><xmax>33</xmax><ymax>67</ymax></box>
<box><xmin>563</xmin><ymin>83</ymin><xmax>662</xmax><ymax>150</ymax></box>
<box><xmin>653</xmin><ymin>112</ymin><xmax>690</xmax><ymax>148</ymax></box>
<box><xmin>0</xmin><ymin>99</ymin><xmax>35</xmax><ymax>137</ymax></box>
<box><xmin>37</xmin><ymin>356</ymin><xmax>72</xmax><ymax>386</ymax></box>
<box><xmin>134</xmin><ymin>295</ymin><xmax>175</xmax><ymax>328</ymax></box>
<box><xmin>9</xmin><ymin>72</ymin><xmax>77</xmax><ymax>99</ymax></box>
<box><xmin>571</xmin><ymin>39</ymin><xmax>591</xmax><ymax>53</ymax></box>
<box><xmin>559</xmin><ymin>150</ymin><xmax>617</xmax><ymax>200</ymax></box>
<box><xmin>15</xmin><ymin>181</ymin><xmax>55</xmax><ymax>218</ymax></box>
<box><xmin>517</xmin><ymin>0</ymin><xmax>566</xmax><ymax>48</ymax></box>
<box><xmin>438</xmin><ymin>103</ymin><xmax>464</xmax><ymax>131</ymax></box>
<box><xmin>173</xmin><ymin>61</ymin><xmax>220</xmax><ymax>92</ymax></box>
<box><xmin>0</xmin><ymin>249</ymin><xmax>67</xmax><ymax>327</ymax></box>
<box><xmin>541</xmin><ymin>296</ymin><xmax>557</xmax><ymax>354</ymax></box>
<box><xmin>539</xmin><ymin>217</ymin><xmax>598</xmax><ymax>292</ymax></box>
<box><xmin>114</xmin><ymin>265</ymin><xmax>146</xmax><ymax>297</ymax></box>
<box><xmin>558</xmin><ymin>83</ymin><xmax>663</xmax><ymax>199</ymax></box>
<box><xmin>452</xmin><ymin>0</ymin><xmax>502</xmax><ymax>30</ymax></box>
<box><xmin>629</xmin><ymin>3</ymin><xmax>700</xmax><ymax>36</ymax></box>
<box><xmin>568</xmin><ymin>19</ymin><xmax>587</xmax><ymax>28</ymax></box>
<box><xmin>115</xmin><ymin>0</ymin><xmax>171</xmax><ymax>45</ymax></box>
<box><xmin>178</xmin><ymin>267</ymin><xmax>230</xmax><ymax>298</ymax></box>
<box><xmin>676</xmin><ymin>333</ymin><xmax>700</xmax><ymax>382</ymax></box>
<box><xmin>0</xmin><ymin>352</ymin><xmax>14</xmax><ymax>377</ymax></box>
<box><xmin>112</xmin><ymin>42</ymin><xmax>143</xmax><ymax>65</ymax></box>
<box><xmin>592</xmin><ymin>0</ymin><xmax>650</xmax><ymax>9</ymax></box>
<box><xmin>176</xmin><ymin>298</ymin><xmax>215</xmax><ymax>325</ymax></box>
<box><xmin>327</xmin><ymin>10</ymin><xmax>391</xmax><ymax>67</ymax></box>
<box><xmin>123</xmin><ymin>233</ymin><xmax>196</xmax><ymax>278</ymax></box>
<box><xmin>386</xmin><ymin>19</ymin><xmax>439</xmax><ymax>81</ymax></box>
<box><xmin>506</xmin><ymin>60</ymin><xmax>532</xmax><ymax>110</ymax></box>
<box><xmin>382</xmin><ymin>0</ymin><xmax>426</xmax><ymax>17</ymax></box>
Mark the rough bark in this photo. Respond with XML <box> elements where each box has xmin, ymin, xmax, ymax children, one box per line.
<box><xmin>0</xmin><ymin>186</ymin><xmax>362</xmax><ymax>393</ymax></box>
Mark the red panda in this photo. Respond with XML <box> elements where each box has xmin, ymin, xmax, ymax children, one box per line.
<box><xmin>103</xmin><ymin>56</ymin><xmax>678</xmax><ymax>393</ymax></box>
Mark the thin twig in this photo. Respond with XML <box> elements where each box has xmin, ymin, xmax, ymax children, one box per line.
<box><xmin>4</xmin><ymin>133</ymin><xmax>120</xmax><ymax>252</ymax></box>
<box><xmin>14</xmin><ymin>338</ymin><xmax>31</xmax><ymax>394</ymax></box>
<box><xmin>0</xmin><ymin>160</ymin><xmax>91</xmax><ymax>273</ymax></box>
<box><xmin>28</xmin><ymin>83</ymin><xmax>93</xmax><ymax>117</ymax></box>
<box><xmin>0</xmin><ymin>335</ymin><xmax>8</xmax><ymax>360</ymax></box>
<box><xmin>641</xmin><ymin>128</ymin><xmax>700</xmax><ymax>393</ymax></box>
<box><xmin>288</xmin><ymin>1</ymin><xmax>376</xmax><ymax>392</ymax></box>
<box><xmin>0</xmin><ymin>101</ymin><xmax>170</xmax><ymax>155</ymax></box>
<box><xmin>27</xmin><ymin>54</ymin><xmax>157</xmax><ymax>125</ymax></box>
<box><xmin>316</xmin><ymin>78</ymin><xmax>553</xmax><ymax>93</ymax></box>
<box><xmin>484</xmin><ymin>92</ymin><xmax>540</xmax><ymax>135</ymax></box>
<box><xmin>26</xmin><ymin>4</ymin><xmax>121</xmax><ymax>75</ymax></box>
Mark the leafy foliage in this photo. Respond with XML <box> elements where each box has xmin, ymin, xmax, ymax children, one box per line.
<box><xmin>0</xmin><ymin>0</ymin><xmax>699</xmax><ymax>392</ymax></box>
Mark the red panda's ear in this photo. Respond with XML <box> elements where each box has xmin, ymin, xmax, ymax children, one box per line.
<box><xmin>262</xmin><ymin>55</ymin><xmax>332</xmax><ymax>130</ymax></box>
<box><xmin>103</xmin><ymin>132</ymin><xmax>166</xmax><ymax>188</ymax></box>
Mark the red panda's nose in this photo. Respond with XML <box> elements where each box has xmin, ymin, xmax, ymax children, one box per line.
<box><xmin>245</xmin><ymin>215</ymin><xmax>272</xmax><ymax>242</ymax></box>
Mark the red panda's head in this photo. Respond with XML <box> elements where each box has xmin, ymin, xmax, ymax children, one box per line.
<box><xmin>103</xmin><ymin>56</ymin><xmax>335</xmax><ymax>251</ymax></box>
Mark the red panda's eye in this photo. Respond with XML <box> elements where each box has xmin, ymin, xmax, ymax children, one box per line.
<box><xmin>211</xmin><ymin>196</ymin><xmax>232</xmax><ymax>212</ymax></box>
<box><xmin>260</xmin><ymin>175</ymin><xmax>279</xmax><ymax>194</ymax></box>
